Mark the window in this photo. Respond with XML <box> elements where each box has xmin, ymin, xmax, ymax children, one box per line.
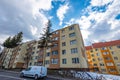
<box><xmin>52</xmin><ymin>50</ymin><xmax>58</xmax><ymax>55</ymax></box>
<box><xmin>108</xmin><ymin>68</ymin><xmax>116</xmax><ymax>72</ymax></box>
<box><xmin>32</xmin><ymin>47</ymin><xmax>35</xmax><ymax>50</ymax></box>
<box><xmin>70</xmin><ymin>40</ymin><xmax>77</xmax><ymax>45</ymax></box>
<box><xmin>62</xmin><ymin>50</ymin><xmax>66</xmax><ymax>55</ymax></box>
<box><xmin>51</xmin><ymin>59</ymin><xmax>58</xmax><ymax>64</ymax></box>
<box><xmin>107</xmin><ymin>62</ymin><xmax>114</xmax><ymax>66</ymax></box>
<box><xmin>34</xmin><ymin>62</ymin><xmax>37</xmax><ymax>65</ymax></box>
<box><xmin>62</xmin><ymin>59</ymin><xmax>67</xmax><ymax>64</ymax></box>
<box><xmin>114</xmin><ymin>57</ymin><xmax>118</xmax><ymax>60</ymax></box>
<box><xmin>29</xmin><ymin>63</ymin><xmax>32</xmax><ymax>66</ymax></box>
<box><xmin>71</xmin><ymin>48</ymin><xmax>78</xmax><ymax>54</ymax></box>
<box><xmin>99</xmin><ymin>63</ymin><xmax>104</xmax><ymax>66</ymax></box>
<box><xmin>46</xmin><ymin>52</ymin><xmax>50</xmax><ymax>57</ymax></box>
<box><xmin>111</xmin><ymin>51</ymin><xmax>114</xmax><ymax>54</ymax></box>
<box><xmin>69</xmin><ymin>32</ymin><xmax>75</xmax><ymax>37</ymax></box>
<box><xmin>62</xmin><ymin>35</ymin><xmax>65</xmax><ymax>40</ymax></box>
<box><xmin>96</xmin><ymin>53</ymin><xmax>100</xmax><ymax>56</ymax></box>
<box><xmin>103</xmin><ymin>52</ymin><xmax>109</xmax><ymax>55</ymax></box>
<box><xmin>91</xmin><ymin>50</ymin><xmax>93</xmax><ymax>53</ymax></box>
<box><xmin>53</xmin><ymin>37</ymin><xmax>58</xmax><ymax>40</ymax></box>
<box><xmin>92</xmin><ymin>58</ymin><xmax>95</xmax><ymax>61</ymax></box>
<box><xmin>62</xmin><ymin>29</ymin><xmax>65</xmax><ymax>33</ymax></box>
<box><xmin>95</xmin><ymin>48</ymin><xmax>98</xmax><ymax>51</ymax></box>
<box><xmin>109</xmin><ymin>46</ymin><xmax>112</xmax><ymax>49</ymax></box>
<box><xmin>101</xmin><ymin>47</ymin><xmax>107</xmax><ymax>50</ymax></box>
<box><xmin>91</xmin><ymin>54</ymin><xmax>94</xmax><ymax>57</ymax></box>
<box><xmin>94</xmin><ymin>64</ymin><xmax>97</xmax><ymax>66</ymax></box>
<box><xmin>32</xmin><ymin>52</ymin><xmax>35</xmax><ymax>55</ymax></box>
<box><xmin>53</xmin><ymin>43</ymin><xmax>58</xmax><ymax>47</ymax></box>
<box><xmin>98</xmin><ymin>58</ymin><xmax>102</xmax><ymax>61</ymax></box>
<box><xmin>72</xmin><ymin>58</ymin><xmax>79</xmax><ymax>63</ymax></box>
<box><xmin>36</xmin><ymin>51</ymin><xmax>39</xmax><ymax>53</ymax></box>
<box><xmin>117</xmin><ymin>45</ymin><xmax>120</xmax><ymax>48</ymax></box>
<box><xmin>69</xmin><ymin>26</ymin><xmax>74</xmax><ymax>30</ymax></box>
<box><xmin>54</xmin><ymin>31</ymin><xmax>58</xmax><ymax>34</ymax></box>
<box><xmin>35</xmin><ymin>56</ymin><xmax>38</xmax><ymax>59</ymax></box>
<box><xmin>117</xmin><ymin>63</ymin><xmax>120</xmax><ymax>66</ymax></box>
<box><xmin>105</xmin><ymin>57</ymin><xmax>111</xmax><ymax>60</ymax></box>
<box><xmin>101</xmin><ymin>69</ymin><xmax>106</xmax><ymax>72</ymax></box>
<box><xmin>45</xmin><ymin>60</ymin><xmax>49</xmax><ymax>65</ymax></box>
<box><xmin>62</xmin><ymin>42</ymin><xmax>66</xmax><ymax>46</ymax></box>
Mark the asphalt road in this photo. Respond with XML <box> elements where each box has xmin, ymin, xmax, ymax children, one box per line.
<box><xmin>0</xmin><ymin>70</ymin><xmax>58</xmax><ymax>80</ymax></box>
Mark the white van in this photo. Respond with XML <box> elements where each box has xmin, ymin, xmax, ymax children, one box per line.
<box><xmin>20</xmin><ymin>66</ymin><xmax>47</xmax><ymax>80</ymax></box>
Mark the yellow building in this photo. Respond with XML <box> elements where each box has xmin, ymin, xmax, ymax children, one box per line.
<box><xmin>85</xmin><ymin>40</ymin><xmax>120</xmax><ymax>75</ymax></box>
<box><xmin>42</xmin><ymin>24</ymin><xmax>88</xmax><ymax>69</ymax></box>
<box><xmin>59</xmin><ymin>24</ymin><xmax>87</xmax><ymax>69</ymax></box>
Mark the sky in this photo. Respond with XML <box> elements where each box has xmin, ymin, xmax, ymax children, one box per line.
<box><xmin>0</xmin><ymin>0</ymin><xmax>120</xmax><ymax>46</ymax></box>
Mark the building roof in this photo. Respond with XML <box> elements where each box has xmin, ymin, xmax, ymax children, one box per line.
<box><xmin>85</xmin><ymin>40</ymin><xmax>120</xmax><ymax>50</ymax></box>
<box><xmin>85</xmin><ymin>46</ymin><xmax>92</xmax><ymax>50</ymax></box>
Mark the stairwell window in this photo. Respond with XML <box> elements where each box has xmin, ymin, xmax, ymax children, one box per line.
<box><xmin>52</xmin><ymin>50</ymin><xmax>58</xmax><ymax>55</ymax></box>
<box><xmin>62</xmin><ymin>42</ymin><xmax>66</xmax><ymax>46</ymax></box>
<box><xmin>69</xmin><ymin>26</ymin><xmax>74</xmax><ymax>31</ymax></box>
<box><xmin>51</xmin><ymin>58</ymin><xmax>58</xmax><ymax>64</ymax></box>
<box><xmin>72</xmin><ymin>58</ymin><xmax>79</xmax><ymax>63</ymax></box>
<box><xmin>70</xmin><ymin>40</ymin><xmax>77</xmax><ymax>45</ymax></box>
<box><xmin>45</xmin><ymin>60</ymin><xmax>49</xmax><ymax>65</ymax></box>
<box><xmin>46</xmin><ymin>52</ymin><xmax>50</xmax><ymax>57</ymax></box>
<box><xmin>62</xmin><ymin>50</ymin><xmax>66</xmax><ymax>55</ymax></box>
<box><xmin>71</xmin><ymin>48</ymin><xmax>78</xmax><ymax>54</ymax></box>
<box><xmin>62</xmin><ymin>58</ymin><xmax>67</xmax><ymax>64</ymax></box>
<box><xmin>62</xmin><ymin>35</ymin><xmax>65</xmax><ymax>40</ymax></box>
<box><xmin>69</xmin><ymin>32</ymin><xmax>75</xmax><ymax>37</ymax></box>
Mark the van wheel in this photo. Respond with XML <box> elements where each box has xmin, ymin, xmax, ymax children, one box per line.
<box><xmin>20</xmin><ymin>73</ymin><xmax>24</xmax><ymax>77</ymax></box>
<box><xmin>34</xmin><ymin>74</ymin><xmax>38</xmax><ymax>80</ymax></box>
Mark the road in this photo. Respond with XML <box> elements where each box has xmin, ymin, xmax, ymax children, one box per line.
<box><xmin>0</xmin><ymin>70</ymin><xmax>58</xmax><ymax>80</ymax></box>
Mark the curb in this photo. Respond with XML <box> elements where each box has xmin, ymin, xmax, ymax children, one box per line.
<box><xmin>0</xmin><ymin>69</ymin><xmax>19</xmax><ymax>73</ymax></box>
<box><xmin>47</xmin><ymin>75</ymin><xmax>73</xmax><ymax>80</ymax></box>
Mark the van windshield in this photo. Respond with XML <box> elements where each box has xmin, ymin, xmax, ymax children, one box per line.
<box><xmin>25</xmin><ymin>67</ymin><xmax>31</xmax><ymax>71</ymax></box>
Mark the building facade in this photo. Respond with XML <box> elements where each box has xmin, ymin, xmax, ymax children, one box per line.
<box><xmin>85</xmin><ymin>40</ymin><xmax>120</xmax><ymax>75</ymax></box>
<box><xmin>0</xmin><ymin>24</ymin><xmax>88</xmax><ymax>70</ymax></box>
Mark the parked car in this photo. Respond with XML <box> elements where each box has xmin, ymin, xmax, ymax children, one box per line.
<box><xmin>20</xmin><ymin>66</ymin><xmax>47</xmax><ymax>80</ymax></box>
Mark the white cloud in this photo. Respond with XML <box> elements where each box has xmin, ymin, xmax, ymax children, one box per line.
<box><xmin>0</xmin><ymin>0</ymin><xmax>52</xmax><ymax>43</ymax></box>
<box><xmin>57</xmin><ymin>3</ymin><xmax>70</xmax><ymax>26</ymax></box>
<box><xmin>90</xmin><ymin>0</ymin><xmax>113</xmax><ymax>6</ymax></box>
<box><xmin>30</xmin><ymin>25</ymin><xmax>37</xmax><ymax>35</ymax></box>
<box><xmin>66</xmin><ymin>0</ymin><xmax>120</xmax><ymax>45</ymax></box>
<box><xmin>81</xmin><ymin>30</ymin><xmax>90</xmax><ymax>40</ymax></box>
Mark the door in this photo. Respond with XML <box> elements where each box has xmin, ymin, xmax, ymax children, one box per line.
<box><xmin>24</xmin><ymin>67</ymin><xmax>32</xmax><ymax>77</ymax></box>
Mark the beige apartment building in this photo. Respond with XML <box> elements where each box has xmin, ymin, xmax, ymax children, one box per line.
<box><xmin>85</xmin><ymin>40</ymin><xmax>120</xmax><ymax>75</ymax></box>
<box><xmin>0</xmin><ymin>24</ymin><xmax>88</xmax><ymax>70</ymax></box>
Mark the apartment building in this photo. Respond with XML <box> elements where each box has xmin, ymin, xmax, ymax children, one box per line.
<box><xmin>2</xmin><ymin>48</ymin><xmax>13</xmax><ymax>68</ymax></box>
<box><xmin>85</xmin><ymin>40</ymin><xmax>120</xmax><ymax>75</ymax></box>
<box><xmin>59</xmin><ymin>24</ymin><xmax>87</xmax><ymax>69</ymax></box>
<box><xmin>42</xmin><ymin>24</ymin><xmax>88</xmax><ymax>69</ymax></box>
<box><xmin>0</xmin><ymin>24</ymin><xmax>88</xmax><ymax>70</ymax></box>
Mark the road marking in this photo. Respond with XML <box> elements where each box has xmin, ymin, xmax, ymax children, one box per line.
<box><xmin>0</xmin><ymin>74</ymin><xmax>25</xmax><ymax>80</ymax></box>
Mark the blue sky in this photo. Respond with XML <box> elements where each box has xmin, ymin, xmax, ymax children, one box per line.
<box><xmin>0</xmin><ymin>0</ymin><xmax>120</xmax><ymax>45</ymax></box>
